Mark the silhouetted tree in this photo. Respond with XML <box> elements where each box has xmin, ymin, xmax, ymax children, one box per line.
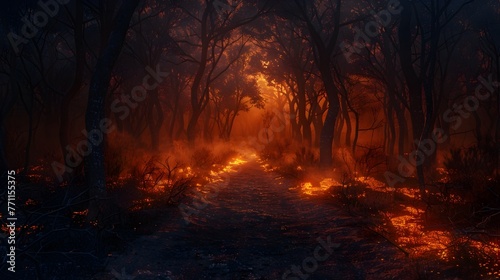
<box><xmin>85</xmin><ymin>0</ymin><xmax>140</xmax><ymax>222</ymax></box>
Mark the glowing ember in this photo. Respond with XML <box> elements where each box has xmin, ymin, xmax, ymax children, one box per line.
<box><xmin>388</xmin><ymin>204</ymin><xmax>500</xmax><ymax>277</ymax></box>
<box><xmin>300</xmin><ymin>178</ymin><xmax>338</xmax><ymax>196</ymax></box>
<box><xmin>397</xmin><ymin>187</ymin><xmax>420</xmax><ymax>199</ymax></box>
<box><xmin>228</xmin><ymin>157</ymin><xmax>247</xmax><ymax>166</ymax></box>
<box><xmin>355</xmin><ymin>177</ymin><xmax>386</xmax><ymax>190</ymax></box>
<box><xmin>210</xmin><ymin>156</ymin><xmax>247</xmax><ymax>174</ymax></box>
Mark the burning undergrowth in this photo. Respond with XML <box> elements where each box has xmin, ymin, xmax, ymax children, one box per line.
<box><xmin>105</xmin><ymin>142</ymin><xmax>240</xmax><ymax>212</ymax></box>
<box><xmin>0</xmin><ymin>141</ymin><xmax>242</xmax><ymax>278</ymax></box>
<box><xmin>257</xmin><ymin>144</ymin><xmax>500</xmax><ymax>278</ymax></box>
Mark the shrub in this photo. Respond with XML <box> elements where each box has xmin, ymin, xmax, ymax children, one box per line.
<box><xmin>356</xmin><ymin>145</ymin><xmax>386</xmax><ymax>179</ymax></box>
<box><xmin>294</xmin><ymin>146</ymin><xmax>318</xmax><ymax>167</ymax></box>
<box><xmin>443</xmin><ymin>144</ymin><xmax>500</xmax><ymax>222</ymax></box>
<box><xmin>444</xmin><ymin>144</ymin><xmax>497</xmax><ymax>194</ymax></box>
<box><xmin>330</xmin><ymin>172</ymin><xmax>367</xmax><ymax>211</ymax></box>
<box><xmin>133</xmin><ymin>156</ymin><xmax>193</xmax><ymax>208</ymax></box>
<box><xmin>213</xmin><ymin>148</ymin><xmax>237</xmax><ymax>165</ymax></box>
<box><xmin>259</xmin><ymin>138</ymin><xmax>291</xmax><ymax>162</ymax></box>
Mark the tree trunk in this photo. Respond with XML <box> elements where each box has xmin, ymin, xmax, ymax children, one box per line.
<box><xmin>60</xmin><ymin>0</ymin><xmax>85</xmax><ymax>172</ymax></box>
<box><xmin>319</xmin><ymin>62</ymin><xmax>341</xmax><ymax>167</ymax></box>
<box><xmin>296</xmin><ymin>72</ymin><xmax>311</xmax><ymax>145</ymax></box>
<box><xmin>203</xmin><ymin>104</ymin><xmax>212</xmax><ymax>143</ymax></box>
<box><xmin>187</xmin><ymin>109</ymin><xmax>202</xmax><ymax>145</ymax></box>
<box><xmin>395</xmin><ymin>103</ymin><xmax>407</xmax><ymax>156</ymax></box>
<box><xmin>386</xmin><ymin>98</ymin><xmax>396</xmax><ymax>156</ymax></box>
<box><xmin>342</xmin><ymin>98</ymin><xmax>352</xmax><ymax>148</ymax></box>
<box><xmin>319</xmin><ymin>97</ymin><xmax>340</xmax><ymax>167</ymax></box>
<box><xmin>288</xmin><ymin>98</ymin><xmax>302</xmax><ymax>142</ymax></box>
<box><xmin>398</xmin><ymin>0</ymin><xmax>426</xmax><ymax>198</ymax></box>
<box><xmin>85</xmin><ymin>0</ymin><xmax>140</xmax><ymax>222</ymax></box>
<box><xmin>311</xmin><ymin>98</ymin><xmax>324</xmax><ymax>147</ymax></box>
<box><xmin>168</xmin><ymin>87</ymin><xmax>181</xmax><ymax>144</ymax></box>
<box><xmin>187</xmin><ymin>9</ymin><xmax>210</xmax><ymax>145</ymax></box>
<box><xmin>148</xmin><ymin>88</ymin><xmax>163</xmax><ymax>151</ymax></box>
<box><xmin>176</xmin><ymin>110</ymin><xmax>185</xmax><ymax>140</ymax></box>
<box><xmin>334</xmin><ymin>112</ymin><xmax>343</xmax><ymax>148</ymax></box>
<box><xmin>313</xmin><ymin>117</ymin><xmax>323</xmax><ymax>148</ymax></box>
<box><xmin>18</xmin><ymin>84</ymin><xmax>34</xmax><ymax>174</ymax></box>
<box><xmin>352</xmin><ymin>112</ymin><xmax>360</xmax><ymax>155</ymax></box>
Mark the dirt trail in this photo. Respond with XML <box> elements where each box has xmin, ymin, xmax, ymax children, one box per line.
<box><xmin>102</xmin><ymin>155</ymin><xmax>411</xmax><ymax>280</ymax></box>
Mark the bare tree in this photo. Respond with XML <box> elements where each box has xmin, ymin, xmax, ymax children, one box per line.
<box><xmin>85</xmin><ymin>0</ymin><xmax>140</xmax><ymax>222</ymax></box>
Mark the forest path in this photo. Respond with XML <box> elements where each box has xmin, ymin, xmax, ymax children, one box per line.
<box><xmin>102</xmin><ymin>154</ymin><xmax>410</xmax><ymax>280</ymax></box>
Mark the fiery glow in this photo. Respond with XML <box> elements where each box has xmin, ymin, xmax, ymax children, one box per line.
<box><xmin>221</xmin><ymin>158</ymin><xmax>246</xmax><ymax>172</ymax></box>
<box><xmin>386</xmin><ymin>189</ymin><xmax>500</xmax><ymax>277</ymax></box>
<box><xmin>72</xmin><ymin>209</ymin><xmax>89</xmax><ymax>219</ymax></box>
<box><xmin>355</xmin><ymin>177</ymin><xmax>386</xmax><ymax>190</ymax></box>
<box><xmin>296</xmin><ymin>172</ymin><xmax>500</xmax><ymax>275</ymax></box>
<box><xmin>212</xmin><ymin>156</ymin><xmax>247</xmax><ymax>175</ymax></box>
<box><xmin>301</xmin><ymin>178</ymin><xmax>338</xmax><ymax>196</ymax></box>
<box><xmin>397</xmin><ymin>187</ymin><xmax>420</xmax><ymax>199</ymax></box>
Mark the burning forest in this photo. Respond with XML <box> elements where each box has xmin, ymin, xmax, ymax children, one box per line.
<box><xmin>0</xmin><ymin>0</ymin><xmax>499</xmax><ymax>279</ymax></box>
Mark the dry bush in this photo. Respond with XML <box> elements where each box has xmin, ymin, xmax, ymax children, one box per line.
<box><xmin>212</xmin><ymin>147</ymin><xmax>238</xmax><ymax>165</ymax></box>
<box><xmin>334</xmin><ymin>145</ymin><xmax>386</xmax><ymax>179</ymax></box>
<box><xmin>444</xmin><ymin>145</ymin><xmax>496</xmax><ymax>190</ymax></box>
<box><xmin>157</xmin><ymin>158</ymin><xmax>193</xmax><ymax>205</ymax></box>
<box><xmin>356</xmin><ymin>145</ymin><xmax>386</xmax><ymax>179</ymax></box>
<box><xmin>444</xmin><ymin>144</ymin><xmax>500</xmax><ymax>211</ymax></box>
<box><xmin>330</xmin><ymin>145</ymin><xmax>395</xmax><ymax>213</ymax></box>
<box><xmin>274</xmin><ymin>161</ymin><xmax>307</xmax><ymax>179</ymax></box>
<box><xmin>133</xmin><ymin>156</ymin><xmax>193</xmax><ymax>207</ymax></box>
<box><xmin>260</xmin><ymin>141</ymin><xmax>311</xmax><ymax>179</ymax></box>
<box><xmin>445</xmin><ymin>238</ymin><xmax>492</xmax><ymax>279</ymax></box>
<box><xmin>330</xmin><ymin>172</ymin><xmax>393</xmax><ymax>213</ymax></box>
<box><xmin>330</xmin><ymin>172</ymin><xmax>367</xmax><ymax>212</ymax></box>
<box><xmin>259</xmin><ymin>138</ymin><xmax>291</xmax><ymax>162</ymax></box>
<box><xmin>294</xmin><ymin>146</ymin><xmax>318</xmax><ymax>167</ymax></box>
